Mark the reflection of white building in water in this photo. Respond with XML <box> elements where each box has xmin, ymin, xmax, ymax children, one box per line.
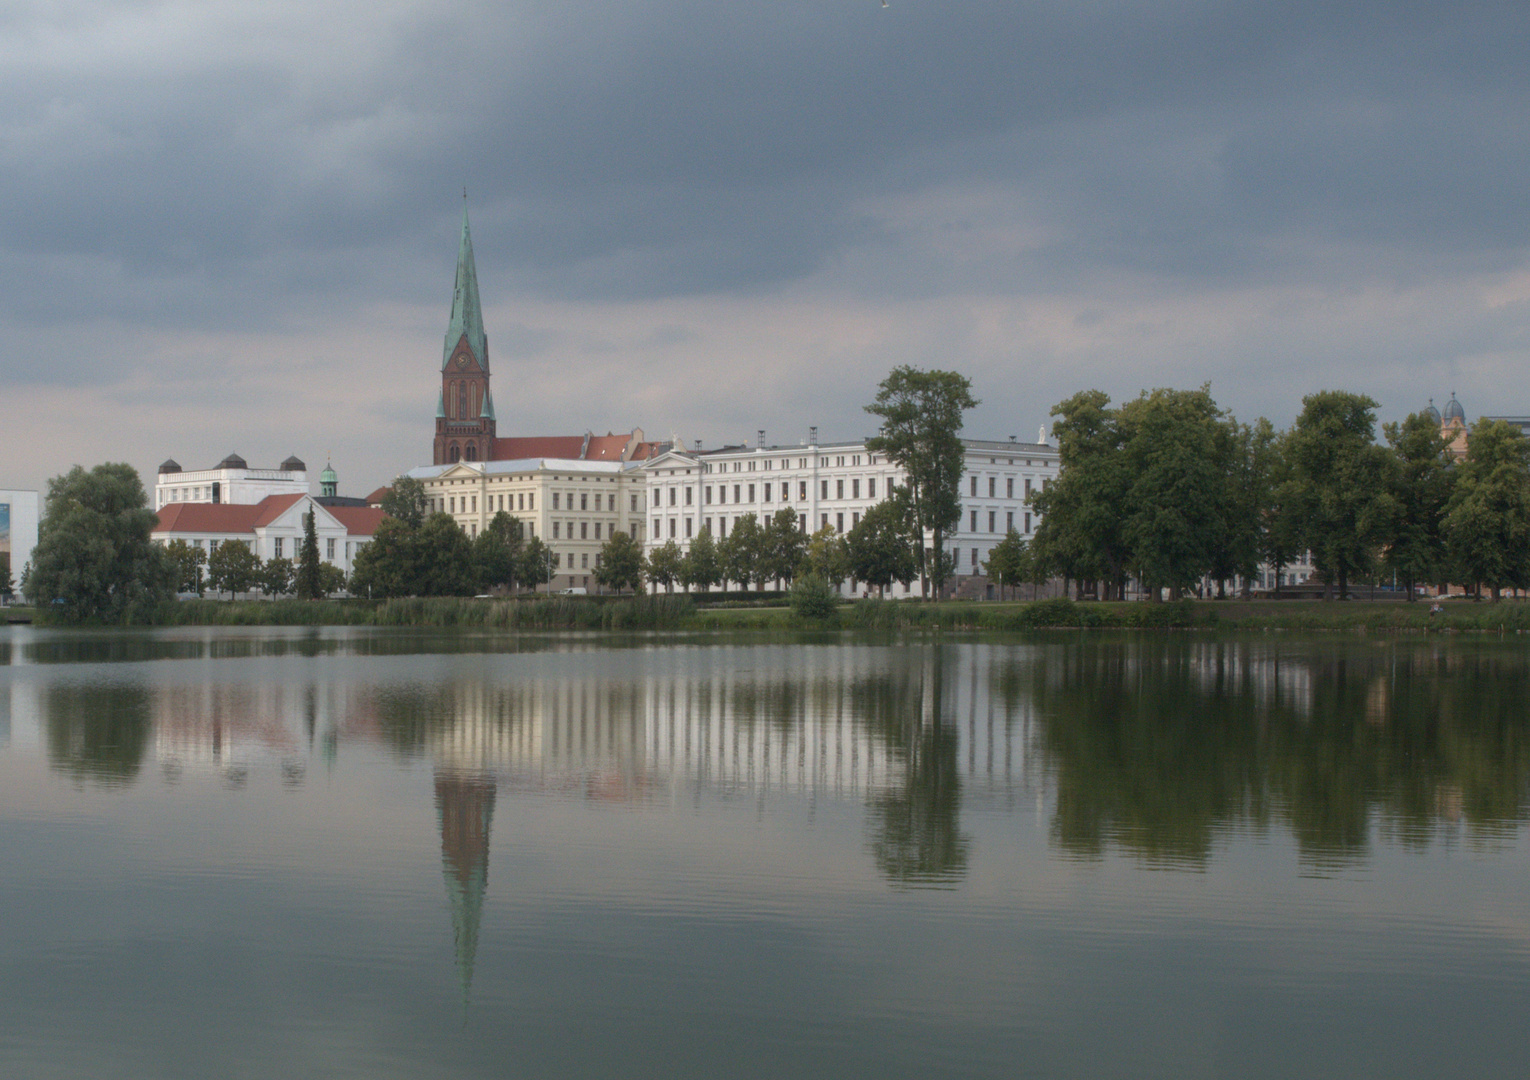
<box><xmin>415</xmin><ymin>646</ymin><xmax>1042</xmax><ymax>804</ymax></box>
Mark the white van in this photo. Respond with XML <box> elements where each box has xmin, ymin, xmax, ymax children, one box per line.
<box><xmin>562</xmin><ymin>587</ymin><xmax>588</xmax><ymax>596</ymax></box>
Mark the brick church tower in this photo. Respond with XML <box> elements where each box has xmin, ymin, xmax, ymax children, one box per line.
<box><xmin>434</xmin><ymin>202</ymin><xmax>497</xmax><ymax>465</ymax></box>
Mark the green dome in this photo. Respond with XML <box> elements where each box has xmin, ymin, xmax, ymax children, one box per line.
<box><xmin>320</xmin><ymin>464</ymin><xmax>338</xmax><ymax>483</ymax></box>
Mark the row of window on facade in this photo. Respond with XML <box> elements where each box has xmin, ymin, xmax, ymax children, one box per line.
<box><xmin>159</xmin><ymin>537</ymin><xmax>358</xmax><ymax>561</ymax></box>
<box><xmin>550</xmin><ymin>520</ymin><xmax>642</xmax><ymax>541</ymax></box>
<box><xmin>655</xmin><ymin>477</ymin><xmax>884</xmax><ymax>508</ymax></box>
<box><xmin>651</xmin><ymin>507</ymin><xmax>1038</xmax><ymax>543</ymax></box>
<box><xmin>434</xmin><ymin>491</ymin><xmax>643</xmax><ymax>515</ymax></box>
<box><xmin>971</xmin><ymin>475</ymin><xmax>1040</xmax><ymax>499</ymax></box>
<box><xmin>701</xmin><ymin>454</ymin><xmax>879</xmax><ymax>474</ymax></box>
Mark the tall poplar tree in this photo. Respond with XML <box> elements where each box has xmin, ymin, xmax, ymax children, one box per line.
<box><xmin>1383</xmin><ymin>412</ymin><xmax>1455</xmax><ymax>598</ymax></box>
<box><xmin>296</xmin><ymin>510</ymin><xmax>322</xmax><ymax>599</ymax></box>
<box><xmin>865</xmin><ymin>366</ymin><xmax>978</xmax><ymax>599</ymax></box>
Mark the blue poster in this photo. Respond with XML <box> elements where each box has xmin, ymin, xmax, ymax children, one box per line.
<box><xmin>0</xmin><ymin>502</ymin><xmax>9</xmax><ymax>557</ymax></box>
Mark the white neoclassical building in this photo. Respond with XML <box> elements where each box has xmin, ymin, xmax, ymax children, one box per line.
<box><xmin>641</xmin><ymin>430</ymin><xmax>1060</xmax><ymax>597</ymax></box>
<box><xmin>151</xmin><ymin>494</ymin><xmax>383</xmax><ymax>581</ymax></box>
<box><xmin>406</xmin><ymin>457</ymin><xmax>652</xmax><ymax>592</ymax></box>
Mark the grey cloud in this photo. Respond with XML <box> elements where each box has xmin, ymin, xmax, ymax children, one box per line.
<box><xmin>0</xmin><ymin>0</ymin><xmax>1527</xmax><ymax>402</ymax></box>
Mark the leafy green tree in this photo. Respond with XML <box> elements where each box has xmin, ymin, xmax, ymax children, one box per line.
<box><xmin>380</xmin><ymin>476</ymin><xmax>429</xmax><ymax>528</ymax></box>
<box><xmin>1216</xmin><ymin>417</ymin><xmax>1281</xmax><ymax>598</ymax></box>
<box><xmin>0</xmin><ymin>552</ymin><xmax>12</xmax><ymax>600</ymax></box>
<box><xmin>803</xmin><ymin>524</ymin><xmax>851</xmax><ymax>590</ymax></box>
<box><xmin>317</xmin><ymin>562</ymin><xmax>347</xmax><ymax>597</ymax></box>
<box><xmin>865</xmin><ymin>366</ymin><xmax>979</xmax><ymax>599</ymax></box>
<box><xmin>164</xmin><ymin>539</ymin><xmax>207</xmax><ymax>594</ymax></box>
<box><xmin>519</xmin><ymin>536</ymin><xmax>554</xmax><ymax>592</ymax></box>
<box><xmin>473</xmin><ymin>511</ymin><xmax>523</xmax><ymax>593</ymax></box>
<box><xmin>720</xmin><ymin>513</ymin><xmax>768</xmax><ymax>589</ymax></box>
<box><xmin>296</xmin><ymin>510</ymin><xmax>322</xmax><ymax>599</ymax></box>
<box><xmin>847</xmin><ymin>495</ymin><xmax>918</xmax><ymax>597</ymax></box>
<box><xmin>983</xmin><ymin>529</ymin><xmax>1028</xmax><ymax>600</ymax></box>
<box><xmin>24</xmin><ymin>463</ymin><xmax>175</xmax><ymax>621</ymax></box>
<box><xmin>207</xmin><ymin>539</ymin><xmax>259</xmax><ymax>599</ymax></box>
<box><xmin>1284</xmin><ymin>392</ymin><xmax>1398</xmax><ymax>599</ymax></box>
<box><xmin>680</xmin><ymin>528</ymin><xmax>721</xmax><ymax>592</ymax></box>
<box><xmin>1443</xmin><ymin>419</ymin><xmax>1530</xmax><ymax>599</ymax></box>
<box><xmin>1383</xmin><ymin>412</ymin><xmax>1455</xmax><ymax>599</ymax></box>
<box><xmin>1116</xmin><ymin>386</ymin><xmax>1235</xmax><ymax>599</ymax></box>
<box><xmin>257</xmin><ymin>556</ymin><xmax>294</xmax><ymax>597</ymax></box>
<box><xmin>644</xmin><ymin>540</ymin><xmax>683</xmax><ymax>593</ymax></box>
<box><xmin>1263</xmin><ymin>429</ymin><xmax>1306</xmax><ymax>595</ymax></box>
<box><xmin>596</xmin><ymin>530</ymin><xmax>645</xmax><ymax>593</ymax></box>
<box><xmin>416</xmin><ymin>513</ymin><xmax>475</xmax><ymax>596</ymax></box>
<box><xmin>349</xmin><ymin>517</ymin><xmax>417</xmax><ymax>598</ymax></box>
<box><xmin>762</xmin><ymin>507</ymin><xmax>806</xmax><ymax>587</ymax></box>
<box><xmin>1030</xmin><ymin>390</ymin><xmax>1130</xmax><ymax>599</ymax></box>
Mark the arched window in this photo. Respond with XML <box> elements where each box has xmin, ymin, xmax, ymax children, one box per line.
<box><xmin>449</xmin><ymin>444</ymin><xmax>460</xmax><ymax>463</ymax></box>
<box><xmin>470</xmin><ymin>386</ymin><xmax>480</xmax><ymax>419</ymax></box>
<box><xmin>456</xmin><ymin>382</ymin><xmax>467</xmax><ymax>420</ymax></box>
<box><xmin>465</xmin><ymin>443</ymin><xmax>478</xmax><ymax>462</ymax></box>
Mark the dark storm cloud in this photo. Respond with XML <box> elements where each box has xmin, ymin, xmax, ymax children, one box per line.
<box><xmin>0</xmin><ymin>0</ymin><xmax>1527</xmax><ymax>383</ymax></box>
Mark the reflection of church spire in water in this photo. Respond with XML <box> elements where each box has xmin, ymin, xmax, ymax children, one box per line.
<box><xmin>435</xmin><ymin>770</ymin><xmax>496</xmax><ymax>1003</ymax></box>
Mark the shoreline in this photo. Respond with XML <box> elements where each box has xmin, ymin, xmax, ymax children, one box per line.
<box><xmin>11</xmin><ymin>595</ymin><xmax>1530</xmax><ymax>634</ymax></box>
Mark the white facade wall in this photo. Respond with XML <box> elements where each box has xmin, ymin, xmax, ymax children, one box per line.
<box><xmin>641</xmin><ymin>437</ymin><xmax>1060</xmax><ymax>595</ymax></box>
<box><xmin>409</xmin><ymin>458</ymin><xmax>649</xmax><ymax>591</ymax></box>
<box><xmin>155</xmin><ymin>467</ymin><xmax>309</xmax><ymax>510</ymax></box>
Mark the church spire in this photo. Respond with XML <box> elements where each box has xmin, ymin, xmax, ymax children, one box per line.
<box><xmin>442</xmin><ymin>199</ymin><xmax>488</xmax><ymax>371</ymax></box>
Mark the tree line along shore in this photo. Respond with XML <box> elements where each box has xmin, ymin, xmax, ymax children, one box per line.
<box><xmin>11</xmin><ymin>595</ymin><xmax>1530</xmax><ymax>634</ymax></box>
<box><xmin>14</xmin><ymin>371</ymin><xmax>1530</xmax><ymax>625</ymax></box>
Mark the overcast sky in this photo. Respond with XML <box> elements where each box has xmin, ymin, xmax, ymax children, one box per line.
<box><xmin>3</xmin><ymin>0</ymin><xmax>1528</xmax><ymax>498</ymax></box>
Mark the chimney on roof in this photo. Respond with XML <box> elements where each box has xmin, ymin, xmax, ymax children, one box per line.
<box><xmin>694</xmin><ymin>439</ymin><xmax>702</xmax><ymax>451</ymax></box>
<box><xmin>758</xmin><ymin>429</ymin><xmax>765</xmax><ymax>449</ymax></box>
<box><xmin>809</xmin><ymin>426</ymin><xmax>818</xmax><ymax>445</ymax></box>
<box><xmin>1009</xmin><ymin>435</ymin><xmax>1016</xmax><ymax>442</ymax></box>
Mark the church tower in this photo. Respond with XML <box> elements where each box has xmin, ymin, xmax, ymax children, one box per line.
<box><xmin>434</xmin><ymin>201</ymin><xmax>497</xmax><ymax>465</ymax></box>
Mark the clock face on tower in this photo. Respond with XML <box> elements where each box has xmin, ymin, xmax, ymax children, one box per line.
<box><xmin>455</xmin><ymin>354</ymin><xmax>469</xmax><ymax>369</ymax></box>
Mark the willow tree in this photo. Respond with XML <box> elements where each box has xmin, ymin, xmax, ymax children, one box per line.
<box><xmin>865</xmin><ymin>366</ymin><xmax>978</xmax><ymax>599</ymax></box>
<box><xmin>26</xmin><ymin>463</ymin><xmax>175</xmax><ymax>621</ymax></box>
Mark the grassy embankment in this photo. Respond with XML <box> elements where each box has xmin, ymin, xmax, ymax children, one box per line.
<box><xmin>20</xmin><ymin>593</ymin><xmax>1530</xmax><ymax>633</ymax></box>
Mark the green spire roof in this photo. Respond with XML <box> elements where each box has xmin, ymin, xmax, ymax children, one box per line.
<box><xmin>436</xmin><ymin>389</ymin><xmax>446</xmax><ymax>419</ymax></box>
<box><xmin>319</xmin><ymin>463</ymin><xmax>337</xmax><ymax>484</ymax></box>
<box><xmin>480</xmin><ymin>390</ymin><xmax>496</xmax><ymax>421</ymax></box>
<box><xmin>442</xmin><ymin>201</ymin><xmax>489</xmax><ymax>371</ymax></box>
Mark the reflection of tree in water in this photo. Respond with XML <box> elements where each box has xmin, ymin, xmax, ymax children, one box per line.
<box><xmin>1018</xmin><ymin>639</ymin><xmax>1530</xmax><ymax>868</ymax></box>
<box><xmin>855</xmin><ymin>648</ymin><xmax>970</xmax><ymax>888</ymax></box>
<box><xmin>45</xmin><ymin>683</ymin><xmax>153</xmax><ymax>788</ymax></box>
<box><xmin>436</xmin><ymin>770</ymin><xmax>496</xmax><ymax>1003</ymax></box>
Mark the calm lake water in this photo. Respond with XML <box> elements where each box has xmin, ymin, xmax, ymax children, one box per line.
<box><xmin>1</xmin><ymin>626</ymin><xmax>1527</xmax><ymax>1079</ymax></box>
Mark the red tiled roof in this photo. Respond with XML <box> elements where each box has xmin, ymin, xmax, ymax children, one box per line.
<box><xmin>490</xmin><ymin>436</ymin><xmax>588</xmax><ymax>460</ymax></box>
<box><xmin>328</xmin><ymin>506</ymin><xmax>386</xmax><ymax>537</ymax></box>
<box><xmin>583</xmin><ymin>434</ymin><xmax>631</xmax><ymax>460</ymax></box>
<box><xmin>251</xmin><ymin>493</ymin><xmax>305</xmax><ymax>528</ymax></box>
<box><xmin>155</xmin><ymin>501</ymin><xmax>263</xmax><ymax>534</ymax></box>
<box><xmin>488</xmin><ymin>430</ymin><xmax>668</xmax><ymax>463</ymax></box>
<box><xmin>365</xmin><ymin>486</ymin><xmax>391</xmax><ymax>507</ymax></box>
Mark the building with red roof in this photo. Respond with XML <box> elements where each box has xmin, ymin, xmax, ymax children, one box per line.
<box><xmin>152</xmin><ymin>494</ymin><xmax>382</xmax><ymax>590</ymax></box>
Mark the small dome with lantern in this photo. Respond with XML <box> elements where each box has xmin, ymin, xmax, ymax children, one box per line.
<box><xmin>1423</xmin><ymin>399</ymin><xmax>1441</xmax><ymax>425</ymax></box>
<box><xmin>1442</xmin><ymin>394</ymin><xmax>1466</xmax><ymax>423</ymax></box>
